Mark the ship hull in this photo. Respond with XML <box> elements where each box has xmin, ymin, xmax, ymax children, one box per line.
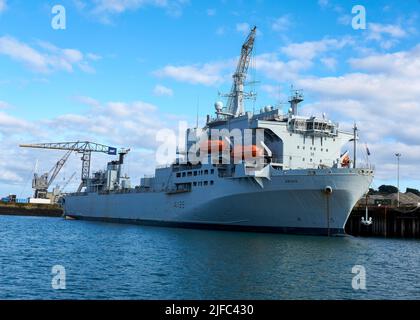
<box><xmin>62</xmin><ymin>168</ymin><xmax>373</xmax><ymax>236</ymax></box>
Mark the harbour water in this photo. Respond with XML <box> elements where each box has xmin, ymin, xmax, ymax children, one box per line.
<box><xmin>0</xmin><ymin>215</ymin><xmax>419</xmax><ymax>300</ymax></box>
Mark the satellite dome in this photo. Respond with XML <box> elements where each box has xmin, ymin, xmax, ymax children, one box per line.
<box><xmin>215</xmin><ymin>101</ymin><xmax>223</xmax><ymax>111</ymax></box>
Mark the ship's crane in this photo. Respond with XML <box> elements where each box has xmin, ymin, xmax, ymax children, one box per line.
<box><xmin>31</xmin><ymin>149</ymin><xmax>73</xmax><ymax>198</ymax></box>
<box><xmin>222</xmin><ymin>26</ymin><xmax>257</xmax><ymax>118</ymax></box>
<box><xmin>20</xmin><ymin>141</ymin><xmax>118</xmax><ymax>193</ymax></box>
<box><xmin>59</xmin><ymin>171</ymin><xmax>77</xmax><ymax>193</ymax></box>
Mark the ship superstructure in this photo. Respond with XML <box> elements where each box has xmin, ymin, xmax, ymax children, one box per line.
<box><xmin>62</xmin><ymin>27</ymin><xmax>373</xmax><ymax>236</ymax></box>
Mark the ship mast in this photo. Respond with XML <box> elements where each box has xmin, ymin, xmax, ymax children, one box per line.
<box><xmin>224</xmin><ymin>26</ymin><xmax>257</xmax><ymax>118</ymax></box>
<box><xmin>353</xmin><ymin>123</ymin><xmax>357</xmax><ymax>169</ymax></box>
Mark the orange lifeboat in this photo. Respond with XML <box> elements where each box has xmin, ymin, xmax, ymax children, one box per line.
<box><xmin>231</xmin><ymin>145</ymin><xmax>264</xmax><ymax>160</ymax></box>
<box><xmin>200</xmin><ymin>140</ymin><xmax>228</xmax><ymax>154</ymax></box>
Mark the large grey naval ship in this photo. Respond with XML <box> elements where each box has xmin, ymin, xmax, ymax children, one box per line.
<box><xmin>62</xmin><ymin>27</ymin><xmax>374</xmax><ymax>235</ymax></box>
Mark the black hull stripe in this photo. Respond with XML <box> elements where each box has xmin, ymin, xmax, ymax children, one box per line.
<box><xmin>66</xmin><ymin>215</ymin><xmax>346</xmax><ymax>236</ymax></box>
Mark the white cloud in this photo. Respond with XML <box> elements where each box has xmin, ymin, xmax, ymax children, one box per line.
<box><xmin>248</xmin><ymin>38</ymin><xmax>352</xmax><ymax>81</ymax></box>
<box><xmin>0</xmin><ymin>101</ymin><xmax>11</xmax><ymax>109</ymax></box>
<box><xmin>0</xmin><ymin>0</ymin><xmax>6</xmax><ymax>13</ymax></box>
<box><xmin>272</xmin><ymin>15</ymin><xmax>292</xmax><ymax>32</ymax></box>
<box><xmin>255</xmin><ymin>53</ymin><xmax>312</xmax><ymax>82</ymax></box>
<box><xmin>73</xmin><ymin>95</ymin><xmax>101</xmax><ymax>108</ymax></box>
<box><xmin>153</xmin><ymin>84</ymin><xmax>174</xmax><ymax>96</ymax></box>
<box><xmin>154</xmin><ymin>60</ymin><xmax>233</xmax><ymax>86</ymax></box>
<box><xmin>153</xmin><ymin>37</ymin><xmax>351</xmax><ymax>86</ymax></box>
<box><xmin>206</xmin><ymin>8</ymin><xmax>216</xmax><ymax>16</ymax></box>
<box><xmin>0</xmin><ymin>111</ymin><xmax>38</xmax><ymax>135</ymax></box>
<box><xmin>0</xmin><ymin>36</ymin><xmax>49</xmax><ymax>73</ymax></box>
<box><xmin>368</xmin><ymin>23</ymin><xmax>407</xmax><ymax>40</ymax></box>
<box><xmin>366</xmin><ymin>23</ymin><xmax>407</xmax><ymax>49</ymax></box>
<box><xmin>236</xmin><ymin>22</ymin><xmax>250</xmax><ymax>36</ymax></box>
<box><xmin>78</xmin><ymin>0</ymin><xmax>189</xmax><ymax>22</ymax></box>
<box><xmin>348</xmin><ymin>44</ymin><xmax>420</xmax><ymax>78</ymax></box>
<box><xmin>86</xmin><ymin>53</ymin><xmax>102</xmax><ymax>61</ymax></box>
<box><xmin>337</xmin><ymin>14</ymin><xmax>352</xmax><ymax>26</ymax></box>
<box><xmin>281</xmin><ymin>38</ymin><xmax>352</xmax><ymax>60</ymax></box>
<box><xmin>320</xmin><ymin>57</ymin><xmax>337</xmax><ymax>71</ymax></box>
<box><xmin>318</xmin><ymin>0</ymin><xmax>329</xmax><ymax>7</ymax></box>
<box><xmin>0</xmin><ymin>95</ymin><xmax>190</xmax><ymax>191</ymax></box>
<box><xmin>0</xmin><ymin>170</ymin><xmax>24</xmax><ymax>183</ymax></box>
<box><xmin>0</xmin><ymin>36</ymin><xmax>99</xmax><ymax>74</ymax></box>
<box><xmin>43</xmin><ymin>98</ymin><xmax>171</xmax><ymax>149</ymax></box>
<box><xmin>260</xmin><ymin>84</ymin><xmax>287</xmax><ymax>102</ymax></box>
<box><xmin>294</xmin><ymin>44</ymin><xmax>420</xmax><ymax>182</ymax></box>
<box><xmin>216</xmin><ymin>26</ymin><xmax>226</xmax><ymax>36</ymax></box>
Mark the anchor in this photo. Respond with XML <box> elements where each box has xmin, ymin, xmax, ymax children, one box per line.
<box><xmin>361</xmin><ymin>194</ymin><xmax>373</xmax><ymax>226</ymax></box>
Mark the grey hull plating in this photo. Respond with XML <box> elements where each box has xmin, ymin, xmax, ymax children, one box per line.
<box><xmin>63</xmin><ymin>167</ymin><xmax>373</xmax><ymax>235</ymax></box>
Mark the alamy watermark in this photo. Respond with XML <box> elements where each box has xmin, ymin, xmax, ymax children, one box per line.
<box><xmin>51</xmin><ymin>5</ymin><xmax>66</xmax><ymax>30</ymax></box>
<box><xmin>351</xmin><ymin>265</ymin><xmax>367</xmax><ymax>290</ymax></box>
<box><xmin>51</xmin><ymin>265</ymin><xmax>66</xmax><ymax>290</ymax></box>
<box><xmin>155</xmin><ymin>122</ymin><xmax>267</xmax><ymax>168</ymax></box>
<box><xmin>352</xmin><ymin>5</ymin><xmax>366</xmax><ymax>30</ymax></box>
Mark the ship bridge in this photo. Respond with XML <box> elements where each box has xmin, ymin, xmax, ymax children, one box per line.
<box><xmin>288</xmin><ymin>116</ymin><xmax>338</xmax><ymax>137</ymax></box>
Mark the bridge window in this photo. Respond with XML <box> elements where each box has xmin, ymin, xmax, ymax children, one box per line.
<box><xmin>194</xmin><ymin>171</ymin><xmax>197</xmax><ymax>176</ymax></box>
<box><xmin>204</xmin><ymin>181</ymin><xmax>208</xmax><ymax>186</ymax></box>
<box><xmin>176</xmin><ymin>173</ymin><xmax>181</xmax><ymax>178</ymax></box>
<box><xmin>204</xmin><ymin>170</ymin><xmax>209</xmax><ymax>175</ymax></box>
<box><xmin>182</xmin><ymin>172</ymin><xmax>186</xmax><ymax>177</ymax></box>
<box><xmin>210</xmin><ymin>181</ymin><xmax>214</xmax><ymax>185</ymax></box>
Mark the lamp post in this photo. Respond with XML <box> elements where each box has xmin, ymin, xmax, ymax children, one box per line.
<box><xmin>395</xmin><ymin>153</ymin><xmax>401</xmax><ymax>207</ymax></box>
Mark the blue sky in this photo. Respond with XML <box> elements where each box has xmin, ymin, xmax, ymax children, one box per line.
<box><xmin>0</xmin><ymin>0</ymin><xmax>419</xmax><ymax>196</ymax></box>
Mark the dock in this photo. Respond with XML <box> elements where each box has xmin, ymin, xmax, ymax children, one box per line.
<box><xmin>345</xmin><ymin>205</ymin><xmax>420</xmax><ymax>238</ymax></box>
<box><xmin>0</xmin><ymin>202</ymin><xmax>63</xmax><ymax>218</ymax></box>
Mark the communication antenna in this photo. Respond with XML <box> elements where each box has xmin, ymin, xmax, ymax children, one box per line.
<box><xmin>196</xmin><ymin>96</ymin><xmax>200</xmax><ymax>129</ymax></box>
<box><xmin>34</xmin><ymin>159</ymin><xmax>39</xmax><ymax>174</ymax></box>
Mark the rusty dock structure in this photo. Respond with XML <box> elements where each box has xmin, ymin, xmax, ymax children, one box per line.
<box><xmin>346</xmin><ymin>206</ymin><xmax>420</xmax><ymax>238</ymax></box>
<box><xmin>0</xmin><ymin>202</ymin><xmax>63</xmax><ymax>218</ymax></box>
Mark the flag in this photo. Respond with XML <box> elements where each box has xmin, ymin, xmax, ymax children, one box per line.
<box><xmin>365</xmin><ymin>144</ymin><xmax>371</xmax><ymax>156</ymax></box>
<box><xmin>108</xmin><ymin>147</ymin><xmax>117</xmax><ymax>155</ymax></box>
